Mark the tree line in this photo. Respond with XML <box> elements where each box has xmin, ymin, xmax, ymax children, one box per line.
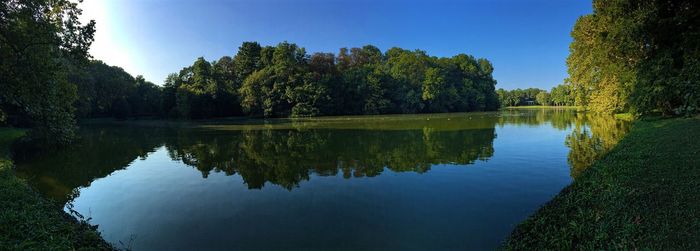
<box><xmin>74</xmin><ymin>42</ymin><xmax>501</xmax><ymax>119</ymax></box>
<box><xmin>162</xmin><ymin>42</ymin><xmax>500</xmax><ymax>119</ymax></box>
<box><xmin>497</xmin><ymin>84</ymin><xmax>575</xmax><ymax>107</ymax></box>
<box><xmin>1</xmin><ymin>1</ymin><xmax>500</xmax><ymax>145</ymax></box>
<box><xmin>567</xmin><ymin>0</ymin><xmax>699</xmax><ymax>115</ymax></box>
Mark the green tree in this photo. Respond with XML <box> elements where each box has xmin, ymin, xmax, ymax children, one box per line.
<box><xmin>422</xmin><ymin>67</ymin><xmax>450</xmax><ymax>112</ymax></box>
<box><xmin>162</xmin><ymin>73</ymin><xmax>180</xmax><ymax>117</ymax></box>
<box><xmin>129</xmin><ymin>75</ymin><xmax>162</xmax><ymax>117</ymax></box>
<box><xmin>536</xmin><ymin>92</ymin><xmax>551</xmax><ymax>106</ymax></box>
<box><xmin>0</xmin><ymin>0</ymin><xmax>95</xmax><ymax>144</ymax></box>
<box><xmin>288</xmin><ymin>53</ymin><xmax>338</xmax><ymax>117</ymax></box>
<box><xmin>234</xmin><ymin>42</ymin><xmax>262</xmax><ymax>83</ymax></box>
<box><xmin>212</xmin><ymin>56</ymin><xmax>240</xmax><ymax>116</ymax></box>
<box><xmin>240</xmin><ymin>68</ymin><xmax>274</xmax><ymax>117</ymax></box>
<box><xmin>176</xmin><ymin>57</ymin><xmax>217</xmax><ymax>119</ymax></box>
<box><xmin>567</xmin><ymin>0</ymin><xmax>699</xmax><ymax>115</ymax></box>
<box><xmin>385</xmin><ymin>48</ymin><xmax>428</xmax><ymax>113</ymax></box>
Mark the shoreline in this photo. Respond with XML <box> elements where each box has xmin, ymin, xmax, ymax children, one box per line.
<box><xmin>4</xmin><ymin>115</ymin><xmax>695</xmax><ymax>249</ymax></box>
<box><xmin>504</xmin><ymin>116</ymin><xmax>700</xmax><ymax>249</ymax></box>
<box><xmin>0</xmin><ymin>128</ymin><xmax>114</xmax><ymax>250</ymax></box>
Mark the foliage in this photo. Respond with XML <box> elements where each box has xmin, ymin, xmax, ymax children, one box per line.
<box><xmin>535</xmin><ymin>92</ymin><xmax>550</xmax><ymax>107</ymax></box>
<box><xmin>165</xmin><ymin>41</ymin><xmax>500</xmax><ymax>118</ymax></box>
<box><xmin>496</xmin><ymin>88</ymin><xmax>546</xmax><ymax>106</ymax></box>
<box><xmin>567</xmin><ymin>0</ymin><xmax>700</xmax><ymax>116</ymax></box>
<box><xmin>72</xmin><ymin>61</ymin><xmax>163</xmax><ymax>119</ymax></box>
<box><xmin>0</xmin><ymin>0</ymin><xmax>95</xmax><ymax>145</ymax></box>
<box><xmin>549</xmin><ymin>83</ymin><xmax>575</xmax><ymax>106</ymax></box>
<box><xmin>498</xmin><ymin>84</ymin><xmax>577</xmax><ymax>107</ymax></box>
<box><xmin>504</xmin><ymin>117</ymin><xmax>700</xmax><ymax>249</ymax></box>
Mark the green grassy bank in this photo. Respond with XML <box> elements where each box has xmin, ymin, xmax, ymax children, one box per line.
<box><xmin>0</xmin><ymin>128</ymin><xmax>113</xmax><ymax>250</ymax></box>
<box><xmin>504</xmin><ymin>117</ymin><xmax>700</xmax><ymax>249</ymax></box>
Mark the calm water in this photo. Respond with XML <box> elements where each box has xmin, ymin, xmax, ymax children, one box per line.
<box><xmin>16</xmin><ymin>109</ymin><xmax>629</xmax><ymax>250</ymax></box>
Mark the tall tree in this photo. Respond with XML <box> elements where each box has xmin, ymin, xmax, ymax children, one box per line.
<box><xmin>567</xmin><ymin>0</ymin><xmax>699</xmax><ymax>115</ymax></box>
<box><xmin>212</xmin><ymin>56</ymin><xmax>240</xmax><ymax>116</ymax></box>
<box><xmin>234</xmin><ymin>42</ymin><xmax>262</xmax><ymax>84</ymax></box>
<box><xmin>176</xmin><ymin>57</ymin><xmax>217</xmax><ymax>119</ymax></box>
<box><xmin>0</xmin><ymin>0</ymin><xmax>95</xmax><ymax>144</ymax></box>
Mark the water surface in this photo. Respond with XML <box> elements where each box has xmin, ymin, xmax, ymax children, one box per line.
<box><xmin>16</xmin><ymin>109</ymin><xmax>629</xmax><ymax>250</ymax></box>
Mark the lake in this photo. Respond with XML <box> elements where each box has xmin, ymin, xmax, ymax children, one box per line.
<box><xmin>15</xmin><ymin>108</ymin><xmax>630</xmax><ymax>250</ymax></box>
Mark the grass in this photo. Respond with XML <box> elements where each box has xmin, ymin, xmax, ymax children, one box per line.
<box><xmin>504</xmin><ymin>116</ymin><xmax>700</xmax><ymax>249</ymax></box>
<box><xmin>0</xmin><ymin>128</ymin><xmax>114</xmax><ymax>250</ymax></box>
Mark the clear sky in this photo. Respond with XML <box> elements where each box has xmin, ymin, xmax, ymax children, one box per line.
<box><xmin>80</xmin><ymin>0</ymin><xmax>592</xmax><ymax>90</ymax></box>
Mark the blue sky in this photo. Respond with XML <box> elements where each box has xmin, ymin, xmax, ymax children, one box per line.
<box><xmin>81</xmin><ymin>0</ymin><xmax>592</xmax><ymax>90</ymax></box>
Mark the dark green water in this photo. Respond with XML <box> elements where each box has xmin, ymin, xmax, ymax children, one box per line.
<box><xmin>16</xmin><ymin>109</ymin><xmax>630</xmax><ymax>250</ymax></box>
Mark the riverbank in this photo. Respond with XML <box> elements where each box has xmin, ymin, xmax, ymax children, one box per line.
<box><xmin>504</xmin><ymin>116</ymin><xmax>700</xmax><ymax>249</ymax></box>
<box><xmin>0</xmin><ymin>128</ymin><xmax>113</xmax><ymax>250</ymax></box>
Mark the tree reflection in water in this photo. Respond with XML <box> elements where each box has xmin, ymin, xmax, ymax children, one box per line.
<box><xmin>14</xmin><ymin>109</ymin><xmax>629</xmax><ymax>204</ymax></box>
<box><xmin>165</xmin><ymin>126</ymin><xmax>496</xmax><ymax>189</ymax></box>
<box><xmin>566</xmin><ymin>113</ymin><xmax>631</xmax><ymax>179</ymax></box>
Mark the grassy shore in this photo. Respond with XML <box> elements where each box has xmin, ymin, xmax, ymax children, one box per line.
<box><xmin>0</xmin><ymin>128</ymin><xmax>114</xmax><ymax>250</ymax></box>
<box><xmin>504</xmin><ymin>116</ymin><xmax>700</xmax><ymax>249</ymax></box>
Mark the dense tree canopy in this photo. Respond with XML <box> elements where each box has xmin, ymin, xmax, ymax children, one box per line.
<box><xmin>1</xmin><ymin>0</ymin><xmax>95</xmax><ymax>144</ymax></box>
<box><xmin>497</xmin><ymin>88</ymin><xmax>546</xmax><ymax>107</ymax></box>
<box><xmin>497</xmin><ymin>84</ymin><xmax>576</xmax><ymax>107</ymax></box>
<box><xmin>163</xmin><ymin>41</ymin><xmax>500</xmax><ymax>118</ymax></box>
<box><xmin>568</xmin><ymin>0</ymin><xmax>700</xmax><ymax>115</ymax></box>
<box><xmin>71</xmin><ymin>61</ymin><xmax>162</xmax><ymax>119</ymax></box>
<box><xmin>69</xmin><ymin>41</ymin><xmax>500</xmax><ymax>121</ymax></box>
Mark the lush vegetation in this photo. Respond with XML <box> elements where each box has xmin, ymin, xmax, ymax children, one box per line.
<box><xmin>0</xmin><ymin>0</ymin><xmax>95</xmax><ymax>145</ymax></box>
<box><xmin>505</xmin><ymin>116</ymin><xmax>700</xmax><ymax>249</ymax></box>
<box><xmin>567</xmin><ymin>0</ymin><xmax>699</xmax><ymax>115</ymax></box>
<box><xmin>497</xmin><ymin>88</ymin><xmax>545</xmax><ymax>107</ymax></box>
<box><xmin>497</xmin><ymin>84</ymin><xmax>576</xmax><ymax>107</ymax></box>
<box><xmin>162</xmin><ymin>42</ymin><xmax>500</xmax><ymax>118</ymax></box>
<box><xmin>2</xmin><ymin>1</ymin><xmax>499</xmax><ymax>144</ymax></box>
<box><xmin>72</xmin><ymin>61</ymin><xmax>163</xmax><ymax>120</ymax></box>
<box><xmin>501</xmin><ymin>0</ymin><xmax>700</xmax><ymax>114</ymax></box>
<box><xmin>2</xmin><ymin>0</ymin><xmax>698</xmax><ymax>247</ymax></box>
<box><xmin>0</xmin><ymin>128</ymin><xmax>113</xmax><ymax>250</ymax></box>
<box><xmin>74</xmin><ymin>43</ymin><xmax>500</xmax><ymax>120</ymax></box>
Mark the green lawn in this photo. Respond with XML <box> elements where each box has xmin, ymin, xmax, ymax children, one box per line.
<box><xmin>504</xmin><ymin>116</ymin><xmax>700</xmax><ymax>249</ymax></box>
<box><xmin>0</xmin><ymin>128</ymin><xmax>114</xmax><ymax>250</ymax></box>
